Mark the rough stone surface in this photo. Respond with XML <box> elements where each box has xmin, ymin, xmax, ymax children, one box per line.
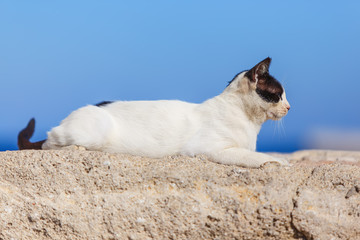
<box><xmin>0</xmin><ymin>149</ymin><xmax>359</xmax><ymax>240</ymax></box>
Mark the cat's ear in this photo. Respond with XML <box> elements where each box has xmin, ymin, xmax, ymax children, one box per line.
<box><xmin>246</xmin><ymin>57</ymin><xmax>271</xmax><ymax>84</ymax></box>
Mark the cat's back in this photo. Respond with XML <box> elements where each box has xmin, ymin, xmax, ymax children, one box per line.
<box><xmin>100</xmin><ymin>99</ymin><xmax>201</xmax><ymax>139</ymax></box>
<box><xmin>98</xmin><ymin>99</ymin><xmax>201</xmax><ymax>156</ymax></box>
<box><xmin>101</xmin><ymin>100</ymin><xmax>198</xmax><ymax>120</ymax></box>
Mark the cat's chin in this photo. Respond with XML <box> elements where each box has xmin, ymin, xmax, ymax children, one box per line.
<box><xmin>268</xmin><ymin>112</ymin><xmax>284</xmax><ymax>121</ymax></box>
<box><xmin>271</xmin><ymin>117</ymin><xmax>282</xmax><ymax>121</ymax></box>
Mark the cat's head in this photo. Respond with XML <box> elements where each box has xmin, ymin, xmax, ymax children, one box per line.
<box><xmin>226</xmin><ymin>57</ymin><xmax>290</xmax><ymax>121</ymax></box>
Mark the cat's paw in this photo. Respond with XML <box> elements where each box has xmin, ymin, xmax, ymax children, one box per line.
<box><xmin>275</xmin><ymin>157</ymin><xmax>290</xmax><ymax>166</ymax></box>
<box><xmin>61</xmin><ymin>145</ymin><xmax>87</xmax><ymax>151</ymax></box>
<box><xmin>260</xmin><ymin>156</ymin><xmax>289</xmax><ymax>167</ymax></box>
<box><xmin>260</xmin><ymin>161</ymin><xmax>281</xmax><ymax>169</ymax></box>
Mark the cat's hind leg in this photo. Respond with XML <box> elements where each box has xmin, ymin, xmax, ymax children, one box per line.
<box><xmin>208</xmin><ymin>148</ymin><xmax>289</xmax><ymax>168</ymax></box>
<box><xmin>42</xmin><ymin>105</ymin><xmax>115</xmax><ymax>151</ymax></box>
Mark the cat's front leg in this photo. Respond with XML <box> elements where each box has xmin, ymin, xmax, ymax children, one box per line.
<box><xmin>208</xmin><ymin>148</ymin><xmax>288</xmax><ymax>168</ymax></box>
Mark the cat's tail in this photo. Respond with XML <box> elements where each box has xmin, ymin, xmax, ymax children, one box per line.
<box><xmin>18</xmin><ymin>118</ymin><xmax>46</xmax><ymax>150</ymax></box>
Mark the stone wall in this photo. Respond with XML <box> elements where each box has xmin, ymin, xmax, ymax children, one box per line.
<box><xmin>0</xmin><ymin>150</ymin><xmax>359</xmax><ymax>239</ymax></box>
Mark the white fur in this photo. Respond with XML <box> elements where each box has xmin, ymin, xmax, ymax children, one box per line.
<box><xmin>42</xmin><ymin>71</ymin><xmax>290</xmax><ymax>168</ymax></box>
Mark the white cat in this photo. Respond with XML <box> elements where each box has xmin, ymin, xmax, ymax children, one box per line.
<box><xmin>18</xmin><ymin>57</ymin><xmax>290</xmax><ymax>168</ymax></box>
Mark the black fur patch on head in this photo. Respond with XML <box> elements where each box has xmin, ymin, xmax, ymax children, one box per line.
<box><xmin>226</xmin><ymin>58</ymin><xmax>283</xmax><ymax>102</ymax></box>
<box><xmin>244</xmin><ymin>57</ymin><xmax>283</xmax><ymax>103</ymax></box>
<box><xmin>255</xmin><ymin>73</ymin><xmax>283</xmax><ymax>103</ymax></box>
<box><xmin>95</xmin><ymin>101</ymin><xmax>114</xmax><ymax>107</ymax></box>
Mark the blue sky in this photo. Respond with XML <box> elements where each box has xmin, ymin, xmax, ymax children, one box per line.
<box><xmin>1</xmin><ymin>1</ymin><xmax>360</xmax><ymax>152</ymax></box>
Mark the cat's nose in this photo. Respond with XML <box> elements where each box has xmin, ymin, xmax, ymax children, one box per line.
<box><xmin>284</xmin><ymin>102</ymin><xmax>290</xmax><ymax>111</ymax></box>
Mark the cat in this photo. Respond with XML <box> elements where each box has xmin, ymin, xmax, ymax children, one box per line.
<box><xmin>18</xmin><ymin>57</ymin><xmax>290</xmax><ymax>168</ymax></box>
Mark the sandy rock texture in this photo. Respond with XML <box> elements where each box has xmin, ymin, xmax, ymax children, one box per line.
<box><xmin>0</xmin><ymin>149</ymin><xmax>359</xmax><ymax>240</ymax></box>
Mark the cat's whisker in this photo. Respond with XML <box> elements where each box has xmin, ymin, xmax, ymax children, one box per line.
<box><xmin>272</xmin><ymin>120</ymin><xmax>278</xmax><ymax>137</ymax></box>
<box><xmin>279</xmin><ymin>119</ymin><xmax>287</xmax><ymax>138</ymax></box>
<box><xmin>271</xmin><ymin>119</ymin><xmax>281</xmax><ymax>137</ymax></box>
<box><xmin>272</xmin><ymin>118</ymin><xmax>286</xmax><ymax>138</ymax></box>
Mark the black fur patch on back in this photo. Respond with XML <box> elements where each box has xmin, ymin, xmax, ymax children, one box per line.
<box><xmin>255</xmin><ymin>73</ymin><xmax>283</xmax><ymax>103</ymax></box>
<box><xmin>95</xmin><ymin>101</ymin><xmax>114</xmax><ymax>107</ymax></box>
